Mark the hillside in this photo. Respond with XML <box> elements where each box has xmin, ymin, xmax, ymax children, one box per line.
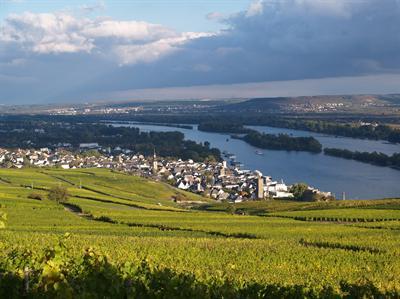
<box><xmin>0</xmin><ymin>168</ymin><xmax>399</xmax><ymax>297</ymax></box>
<box><xmin>220</xmin><ymin>94</ymin><xmax>400</xmax><ymax>113</ymax></box>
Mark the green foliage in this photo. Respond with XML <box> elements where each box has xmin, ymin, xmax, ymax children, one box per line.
<box><xmin>81</xmin><ymin>149</ymin><xmax>101</xmax><ymax>158</ymax></box>
<box><xmin>0</xmin><ymin>122</ymin><xmax>221</xmax><ymax>162</ymax></box>
<box><xmin>244</xmin><ymin>118</ymin><xmax>400</xmax><ymax>143</ymax></box>
<box><xmin>290</xmin><ymin>183</ymin><xmax>309</xmax><ymax>200</ymax></box>
<box><xmin>198</xmin><ymin>121</ymin><xmax>251</xmax><ymax>134</ymax></box>
<box><xmin>0</xmin><ymin>168</ymin><xmax>400</xmax><ymax>297</ymax></box>
<box><xmin>302</xmin><ymin>190</ymin><xmax>335</xmax><ymax>202</ymax></box>
<box><xmin>240</xmin><ymin>131</ymin><xmax>322</xmax><ymax>153</ymax></box>
<box><xmin>28</xmin><ymin>193</ymin><xmax>45</xmax><ymax>201</ymax></box>
<box><xmin>324</xmin><ymin>148</ymin><xmax>400</xmax><ymax>169</ymax></box>
<box><xmin>271</xmin><ymin>208</ymin><xmax>400</xmax><ymax>222</ymax></box>
<box><xmin>0</xmin><ymin>237</ymin><xmax>396</xmax><ymax>298</ymax></box>
<box><xmin>48</xmin><ymin>186</ymin><xmax>69</xmax><ymax>203</ymax></box>
<box><xmin>198</xmin><ymin>121</ymin><xmax>324</xmax><ymax>153</ymax></box>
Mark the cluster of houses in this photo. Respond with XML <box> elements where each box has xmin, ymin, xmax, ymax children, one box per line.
<box><xmin>161</xmin><ymin>159</ymin><xmax>295</xmax><ymax>202</ymax></box>
<box><xmin>0</xmin><ymin>146</ymin><xmax>332</xmax><ymax>202</ymax></box>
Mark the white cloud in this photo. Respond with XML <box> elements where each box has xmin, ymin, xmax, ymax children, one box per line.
<box><xmin>113</xmin><ymin>32</ymin><xmax>213</xmax><ymax>65</ymax></box>
<box><xmin>206</xmin><ymin>12</ymin><xmax>224</xmax><ymax>21</ymax></box>
<box><xmin>113</xmin><ymin>40</ymin><xmax>176</xmax><ymax>65</ymax></box>
<box><xmin>0</xmin><ymin>12</ymin><xmax>94</xmax><ymax>53</ymax></box>
<box><xmin>246</xmin><ymin>0</ymin><xmax>264</xmax><ymax>17</ymax></box>
<box><xmin>82</xmin><ymin>20</ymin><xmax>175</xmax><ymax>41</ymax></box>
<box><xmin>0</xmin><ymin>11</ymin><xmax>209</xmax><ymax>63</ymax></box>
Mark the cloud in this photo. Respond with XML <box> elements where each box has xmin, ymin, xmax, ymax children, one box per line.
<box><xmin>90</xmin><ymin>74</ymin><xmax>400</xmax><ymax>103</ymax></box>
<box><xmin>0</xmin><ymin>73</ymin><xmax>35</xmax><ymax>83</ymax></box>
<box><xmin>0</xmin><ymin>11</ymin><xmax>208</xmax><ymax>64</ymax></box>
<box><xmin>193</xmin><ymin>64</ymin><xmax>212</xmax><ymax>72</ymax></box>
<box><xmin>0</xmin><ymin>12</ymin><xmax>94</xmax><ymax>54</ymax></box>
<box><xmin>82</xmin><ymin>20</ymin><xmax>175</xmax><ymax>41</ymax></box>
<box><xmin>80</xmin><ymin>1</ymin><xmax>106</xmax><ymax>14</ymax></box>
<box><xmin>0</xmin><ymin>58</ymin><xmax>26</xmax><ymax>67</ymax></box>
<box><xmin>113</xmin><ymin>32</ymin><xmax>213</xmax><ymax>65</ymax></box>
<box><xmin>206</xmin><ymin>12</ymin><xmax>224</xmax><ymax>21</ymax></box>
<box><xmin>246</xmin><ymin>0</ymin><xmax>263</xmax><ymax>17</ymax></box>
<box><xmin>92</xmin><ymin>0</ymin><xmax>400</xmax><ymax>93</ymax></box>
<box><xmin>168</xmin><ymin>0</ymin><xmax>400</xmax><ymax>84</ymax></box>
<box><xmin>2</xmin><ymin>0</ymin><xmax>400</xmax><ymax>104</ymax></box>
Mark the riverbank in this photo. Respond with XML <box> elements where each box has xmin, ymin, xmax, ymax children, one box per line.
<box><xmin>324</xmin><ymin>148</ymin><xmax>400</xmax><ymax>170</ymax></box>
<box><xmin>111</xmin><ymin>122</ymin><xmax>400</xmax><ymax>199</ymax></box>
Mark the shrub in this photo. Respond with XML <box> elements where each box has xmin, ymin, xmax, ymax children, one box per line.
<box><xmin>289</xmin><ymin>183</ymin><xmax>308</xmax><ymax>200</ymax></box>
<box><xmin>48</xmin><ymin>186</ymin><xmax>69</xmax><ymax>203</ymax></box>
<box><xmin>27</xmin><ymin>192</ymin><xmax>44</xmax><ymax>201</ymax></box>
<box><xmin>173</xmin><ymin>193</ymin><xmax>188</xmax><ymax>202</ymax></box>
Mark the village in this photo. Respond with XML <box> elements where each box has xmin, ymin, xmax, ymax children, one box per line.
<box><xmin>0</xmin><ymin>144</ymin><xmax>333</xmax><ymax>203</ymax></box>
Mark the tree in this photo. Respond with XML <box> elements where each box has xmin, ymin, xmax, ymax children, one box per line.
<box><xmin>28</xmin><ymin>192</ymin><xmax>44</xmax><ymax>201</ymax></box>
<box><xmin>82</xmin><ymin>150</ymin><xmax>101</xmax><ymax>158</ymax></box>
<box><xmin>48</xmin><ymin>186</ymin><xmax>69</xmax><ymax>203</ymax></box>
<box><xmin>290</xmin><ymin>183</ymin><xmax>308</xmax><ymax>200</ymax></box>
<box><xmin>23</xmin><ymin>156</ymin><xmax>31</xmax><ymax>167</ymax></box>
<box><xmin>227</xmin><ymin>204</ymin><xmax>236</xmax><ymax>215</ymax></box>
<box><xmin>302</xmin><ymin>190</ymin><xmax>335</xmax><ymax>202</ymax></box>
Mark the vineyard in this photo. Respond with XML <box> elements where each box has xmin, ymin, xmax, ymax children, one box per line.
<box><xmin>0</xmin><ymin>168</ymin><xmax>399</xmax><ymax>298</ymax></box>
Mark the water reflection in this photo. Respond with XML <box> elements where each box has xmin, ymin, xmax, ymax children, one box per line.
<box><xmin>109</xmin><ymin>122</ymin><xmax>400</xmax><ymax>199</ymax></box>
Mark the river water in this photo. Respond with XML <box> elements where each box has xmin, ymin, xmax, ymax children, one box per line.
<box><xmin>110</xmin><ymin>122</ymin><xmax>400</xmax><ymax>199</ymax></box>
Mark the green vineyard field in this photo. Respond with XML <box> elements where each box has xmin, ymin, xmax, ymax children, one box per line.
<box><xmin>0</xmin><ymin>168</ymin><xmax>399</xmax><ymax>298</ymax></box>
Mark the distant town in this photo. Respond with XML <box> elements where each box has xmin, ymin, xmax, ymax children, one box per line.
<box><xmin>0</xmin><ymin>144</ymin><xmax>333</xmax><ymax>203</ymax></box>
<box><xmin>2</xmin><ymin>94</ymin><xmax>400</xmax><ymax>116</ymax></box>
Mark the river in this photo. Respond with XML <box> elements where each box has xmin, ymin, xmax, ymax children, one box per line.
<box><xmin>109</xmin><ymin>122</ymin><xmax>400</xmax><ymax>200</ymax></box>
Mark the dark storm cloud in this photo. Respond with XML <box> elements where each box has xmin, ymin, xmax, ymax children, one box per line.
<box><xmin>160</xmin><ymin>0</ymin><xmax>400</xmax><ymax>83</ymax></box>
<box><xmin>1</xmin><ymin>0</ymin><xmax>400</xmax><ymax>103</ymax></box>
<box><xmin>77</xmin><ymin>0</ymin><xmax>400</xmax><ymax>96</ymax></box>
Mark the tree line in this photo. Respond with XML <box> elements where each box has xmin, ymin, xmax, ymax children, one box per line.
<box><xmin>324</xmin><ymin>148</ymin><xmax>400</xmax><ymax>169</ymax></box>
<box><xmin>198</xmin><ymin>121</ymin><xmax>322</xmax><ymax>153</ymax></box>
<box><xmin>198</xmin><ymin>121</ymin><xmax>251</xmax><ymax>134</ymax></box>
<box><xmin>0</xmin><ymin>122</ymin><xmax>221</xmax><ymax>162</ymax></box>
<box><xmin>2</xmin><ymin>114</ymin><xmax>400</xmax><ymax>143</ymax></box>
<box><xmin>237</xmin><ymin>132</ymin><xmax>322</xmax><ymax>153</ymax></box>
<box><xmin>259</xmin><ymin>120</ymin><xmax>400</xmax><ymax>143</ymax></box>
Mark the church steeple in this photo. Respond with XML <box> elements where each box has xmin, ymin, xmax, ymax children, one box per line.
<box><xmin>152</xmin><ymin>148</ymin><xmax>158</xmax><ymax>174</ymax></box>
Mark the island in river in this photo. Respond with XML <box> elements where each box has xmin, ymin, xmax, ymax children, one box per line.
<box><xmin>110</xmin><ymin>121</ymin><xmax>400</xmax><ymax>200</ymax></box>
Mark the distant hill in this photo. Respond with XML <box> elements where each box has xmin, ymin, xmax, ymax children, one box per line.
<box><xmin>219</xmin><ymin>94</ymin><xmax>400</xmax><ymax>113</ymax></box>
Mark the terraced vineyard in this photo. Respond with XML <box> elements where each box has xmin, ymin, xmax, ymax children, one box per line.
<box><xmin>0</xmin><ymin>168</ymin><xmax>399</xmax><ymax>298</ymax></box>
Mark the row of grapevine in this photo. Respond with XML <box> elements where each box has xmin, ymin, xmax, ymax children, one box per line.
<box><xmin>0</xmin><ymin>235</ymin><xmax>396</xmax><ymax>298</ymax></box>
<box><xmin>269</xmin><ymin>214</ymin><xmax>400</xmax><ymax>222</ymax></box>
<box><xmin>1</xmin><ymin>168</ymin><xmax>400</xmax><ymax>297</ymax></box>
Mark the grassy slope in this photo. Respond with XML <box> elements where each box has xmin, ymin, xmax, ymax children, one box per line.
<box><xmin>0</xmin><ymin>168</ymin><xmax>399</xmax><ymax>294</ymax></box>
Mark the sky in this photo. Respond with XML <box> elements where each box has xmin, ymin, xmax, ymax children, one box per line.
<box><xmin>1</xmin><ymin>0</ymin><xmax>400</xmax><ymax>104</ymax></box>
